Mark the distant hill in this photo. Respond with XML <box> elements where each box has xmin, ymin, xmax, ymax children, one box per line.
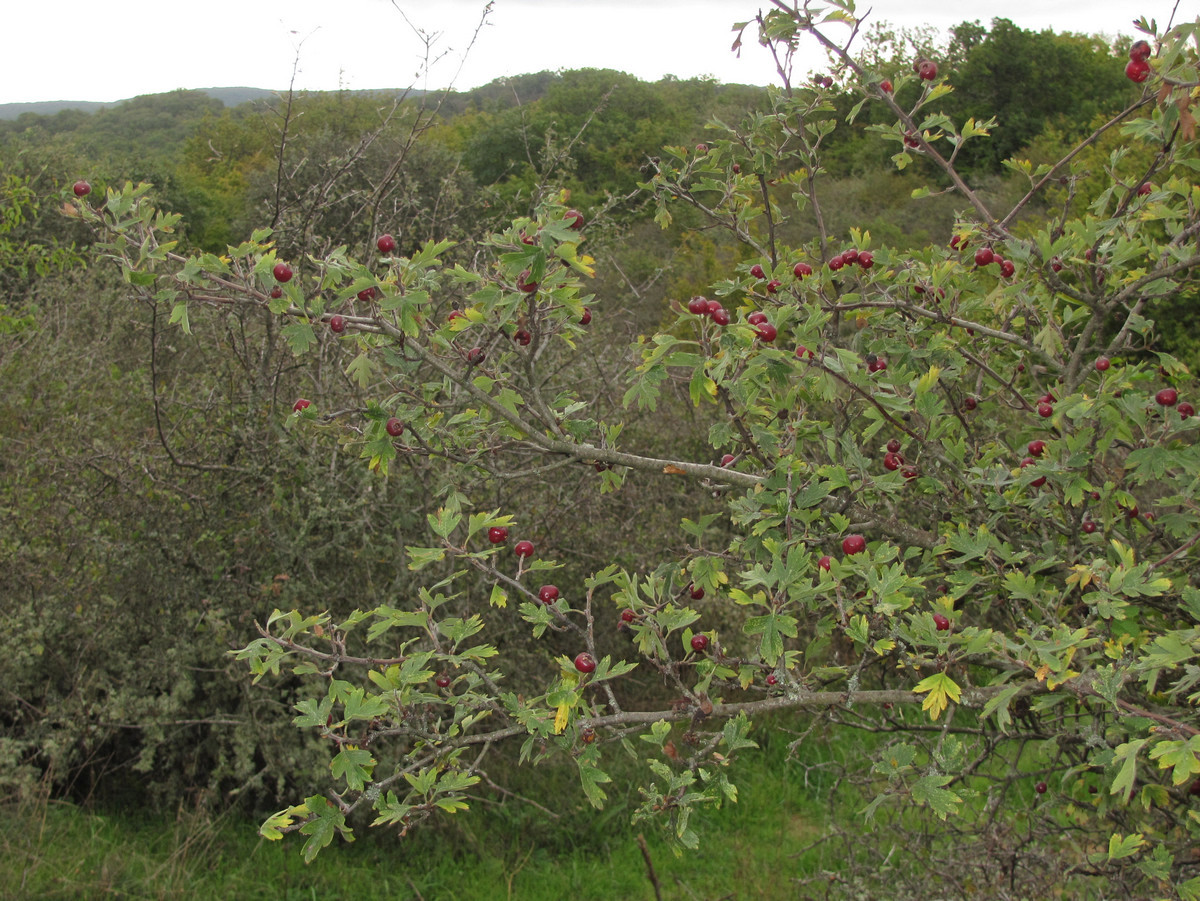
<box><xmin>0</xmin><ymin>88</ymin><xmax>280</xmax><ymax>121</ymax></box>
<box><xmin>0</xmin><ymin>86</ymin><xmax>443</xmax><ymax>121</ymax></box>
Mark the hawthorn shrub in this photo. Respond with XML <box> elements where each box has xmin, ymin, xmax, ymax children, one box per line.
<box><xmin>77</xmin><ymin>2</ymin><xmax>1200</xmax><ymax>896</ymax></box>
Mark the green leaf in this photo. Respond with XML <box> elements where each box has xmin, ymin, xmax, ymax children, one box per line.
<box><xmin>910</xmin><ymin>773</ymin><xmax>961</xmax><ymax>819</ymax></box>
<box><xmin>1107</xmin><ymin>832</ymin><xmax>1146</xmax><ymax>861</ymax></box>
<box><xmin>281</xmin><ymin>321</ymin><xmax>317</xmax><ymax>356</ymax></box>
<box><xmin>579</xmin><ymin>760</ymin><xmax>612</xmax><ymax>808</ymax></box>
<box><xmin>298</xmin><ymin>795</ymin><xmax>353</xmax><ymax>863</ymax></box>
<box><xmin>331</xmin><ymin>747</ymin><xmax>376</xmax><ymax>791</ymax></box>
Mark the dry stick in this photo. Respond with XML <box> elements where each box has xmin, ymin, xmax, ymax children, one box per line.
<box><xmin>637</xmin><ymin>833</ymin><xmax>664</xmax><ymax>901</ymax></box>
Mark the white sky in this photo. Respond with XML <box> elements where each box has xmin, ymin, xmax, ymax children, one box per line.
<box><xmin>1</xmin><ymin>0</ymin><xmax>1175</xmax><ymax>105</ymax></box>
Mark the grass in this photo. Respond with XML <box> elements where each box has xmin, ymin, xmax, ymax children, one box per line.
<box><xmin>2</xmin><ymin>718</ymin><xmax>864</xmax><ymax>900</ymax></box>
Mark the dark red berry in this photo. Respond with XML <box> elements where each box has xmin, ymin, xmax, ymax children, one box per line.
<box><xmin>385</xmin><ymin>418</ymin><xmax>405</xmax><ymax>437</ymax></box>
<box><xmin>514</xmin><ymin>540</ymin><xmax>535</xmax><ymax>558</ymax></box>
<box><xmin>690</xmin><ymin>634</ymin><xmax>709</xmax><ymax>652</ymax></box>
<box><xmin>538</xmin><ymin>585</ymin><xmax>560</xmax><ymax>604</ymax></box>
<box><xmin>574</xmin><ymin>652</ymin><xmax>596</xmax><ymax>673</ymax></box>
<box><xmin>488</xmin><ymin>527</ymin><xmax>509</xmax><ymax>544</ymax></box>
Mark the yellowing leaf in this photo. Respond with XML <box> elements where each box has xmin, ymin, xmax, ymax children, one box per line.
<box><xmin>1035</xmin><ymin>664</ymin><xmax>1051</xmax><ymax>682</ymax></box>
<box><xmin>915</xmin><ymin>365</ymin><xmax>941</xmax><ymax>395</ymax></box>
<box><xmin>554</xmin><ymin>703</ymin><xmax>570</xmax><ymax>734</ymax></box>
<box><xmin>913</xmin><ymin>672</ymin><xmax>962</xmax><ymax>721</ymax></box>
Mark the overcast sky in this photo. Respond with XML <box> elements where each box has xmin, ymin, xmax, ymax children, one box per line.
<box><xmin>2</xmin><ymin>0</ymin><xmax>1174</xmax><ymax>105</ymax></box>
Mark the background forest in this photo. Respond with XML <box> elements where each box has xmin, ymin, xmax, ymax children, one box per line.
<box><xmin>1</xmin><ymin>14</ymin><xmax>1191</xmax><ymax>899</ymax></box>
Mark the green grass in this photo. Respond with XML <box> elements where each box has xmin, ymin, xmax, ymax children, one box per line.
<box><xmin>3</xmin><ymin>721</ymin><xmax>866</xmax><ymax>900</ymax></box>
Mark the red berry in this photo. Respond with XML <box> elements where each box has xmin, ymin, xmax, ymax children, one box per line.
<box><xmin>1035</xmin><ymin>781</ymin><xmax>1048</xmax><ymax>794</ymax></box>
<box><xmin>795</xmin><ymin>345</ymin><xmax>814</xmax><ymax>360</ymax></box>
<box><xmin>1082</xmin><ymin>521</ymin><xmax>1097</xmax><ymax>534</ymax></box>
<box><xmin>974</xmin><ymin>247</ymin><xmax>994</xmax><ymax>267</ymax></box>
<box><xmin>564</xmin><ymin>209</ymin><xmax>584</xmax><ymax>230</ymax></box>
<box><xmin>385</xmin><ymin>418</ymin><xmax>405</xmax><ymax>437</ymax></box>
<box><xmin>868</xmin><ymin>358</ymin><xmax>888</xmax><ymax>373</ymax></box>
<box><xmin>901</xmin><ymin>465</ymin><xmax>919</xmax><ymax>480</ymax></box>
<box><xmin>842</xmin><ymin>249</ymin><xmax>860</xmax><ymax>265</ymax></box>
<box><xmin>1156</xmin><ymin>387</ymin><xmax>1178</xmax><ymax>407</ymax></box>
<box><xmin>918</xmin><ymin>59</ymin><xmax>938</xmax><ymax>81</ymax></box>
<box><xmin>377</xmin><ymin>234</ymin><xmax>397</xmax><ymax>254</ymax></box>
<box><xmin>436</xmin><ymin>675</ymin><xmax>452</xmax><ymax>688</ymax></box>
<box><xmin>756</xmin><ymin>323</ymin><xmax>778</xmax><ymax>342</ymax></box>
<box><xmin>933</xmin><ymin>613</ymin><xmax>950</xmax><ymax>631</ymax></box>
<box><xmin>467</xmin><ymin>347</ymin><xmax>486</xmax><ymax>365</ymax></box>
<box><xmin>886</xmin><ymin>439</ymin><xmax>901</xmax><ymax>454</ymax></box>
<box><xmin>1095</xmin><ymin>357</ymin><xmax>1111</xmax><ymax>371</ymax></box>
<box><xmin>329</xmin><ymin>315</ymin><xmax>345</xmax><ymax>333</ymax></box>
<box><xmin>817</xmin><ymin>555</ymin><xmax>831</xmax><ymax>571</ymax></box>
<box><xmin>690</xmin><ymin>634</ymin><xmax>709</xmax><ymax>652</ymax></box>
<box><xmin>574</xmin><ymin>652</ymin><xmax>597</xmax><ymax>674</ymax></box>
<box><xmin>1126</xmin><ymin>59</ymin><xmax>1151</xmax><ymax>83</ymax></box>
<box><xmin>689</xmin><ymin>583</ymin><xmax>705</xmax><ymax>600</ymax></box>
<box><xmin>579</xmin><ymin>307</ymin><xmax>592</xmax><ymax>326</ymax></box>
<box><xmin>357</xmin><ymin>287</ymin><xmax>377</xmax><ymax>301</ymax></box>
<box><xmin>514</xmin><ymin>329</ymin><xmax>532</xmax><ymax>346</ymax></box>
<box><xmin>842</xmin><ymin>534</ymin><xmax>866</xmax><ymax>555</ymax></box>
<box><xmin>858</xmin><ymin>251</ymin><xmax>874</xmax><ymax>269</ymax></box>
<box><xmin>731</xmin><ymin>163</ymin><xmax>741</xmax><ymax>174</ymax></box>
<box><xmin>448</xmin><ymin>310</ymin><xmax>466</xmax><ymax>323</ymax></box>
<box><xmin>828</xmin><ymin>257</ymin><xmax>844</xmax><ymax>272</ymax></box>
<box><xmin>72</xmin><ymin>180</ymin><xmax>91</xmax><ymax>197</ymax></box>
<box><xmin>538</xmin><ymin>585</ymin><xmax>560</xmax><ymax>604</ymax></box>
<box><xmin>514</xmin><ymin>540</ymin><xmax>535</xmax><ymax>558</ymax></box>
<box><xmin>711</xmin><ymin>307</ymin><xmax>730</xmax><ymax>326</ymax></box>
<box><xmin>273</xmin><ymin>262</ymin><xmax>293</xmax><ymax>283</ymax></box>
<box><xmin>688</xmin><ymin>296</ymin><xmax>711</xmax><ymax>315</ymax></box>
<box><xmin>963</xmin><ymin>396</ymin><xmax>978</xmax><ymax>411</ymax></box>
<box><xmin>1137</xmin><ymin>183</ymin><xmax>1153</xmax><ymax>196</ymax></box>
<box><xmin>620</xmin><ymin>609</ymin><xmax>636</xmax><ymax>623</ymax></box>
<box><xmin>793</xmin><ymin>261</ymin><xmax>813</xmax><ymax>278</ymax></box>
<box><xmin>270</xmin><ymin>286</ymin><xmax>283</xmax><ymax>299</ymax></box>
<box><xmin>765</xmin><ymin>279</ymin><xmax>782</xmax><ymax>294</ymax></box>
<box><xmin>720</xmin><ymin>453</ymin><xmax>736</xmax><ymax>467</ymax></box>
<box><xmin>1178</xmin><ymin>402</ymin><xmax>1195</xmax><ymax>419</ymax></box>
<box><xmin>488</xmin><ymin>527</ymin><xmax>508</xmax><ymax>544</ymax></box>
<box><xmin>747</xmin><ymin>311</ymin><xmax>768</xmax><ymax>325</ymax></box>
<box><xmin>1037</xmin><ymin>403</ymin><xmax>1054</xmax><ymax>418</ymax></box>
<box><xmin>999</xmin><ymin>259</ymin><xmax>1015</xmax><ymax>278</ymax></box>
<box><xmin>750</xmin><ymin>264</ymin><xmax>766</xmax><ymax>279</ymax></box>
<box><xmin>1028</xmin><ymin>440</ymin><xmax>1046</xmax><ymax>457</ymax></box>
<box><xmin>1129</xmin><ymin>40</ymin><xmax>1151</xmax><ymax>62</ymax></box>
<box><xmin>517</xmin><ymin>270</ymin><xmax>538</xmax><ymax>293</ymax></box>
<box><xmin>1050</xmin><ymin>257</ymin><xmax>1063</xmax><ymax>272</ymax></box>
<box><xmin>292</xmin><ymin>398</ymin><xmax>311</xmax><ymax>413</ymax></box>
<box><xmin>883</xmin><ymin>452</ymin><xmax>902</xmax><ymax>471</ymax></box>
<box><xmin>880</xmin><ymin>80</ymin><xmax>893</xmax><ymax>93</ymax></box>
<box><xmin>766</xmin><ymin>673</ymin><xmax>778</xmax><ymax>686</ymax></box>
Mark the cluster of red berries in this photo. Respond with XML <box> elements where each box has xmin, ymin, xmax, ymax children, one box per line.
<box><xmin>881</xmin><ymin>438</ymin><xmax>919</xmax><ymax>479</ymax></box>
<box><xmin>828</xmin><ymin>248</ymin><xmax>874</xmax><ymax>272</ymax></box>
<box><xmin>687</xmin><ymin>295</ymin><xmax>731</xmax><ymax>326</ymax></box>
<box><xmin>749</xmin><ymin>263</ymin><xmax>783</xmax><ymax>294</ymax></box>
<box><xmin>747</xmin><ymin>311</ymin><xmax>777</xmax><ymax>342</ymax></box>
<box><xmin>970</xmin><ymin>246</ymin><xmax>1015</xmax><ymax>278</ymax></box>
<box><xmin>1126</xmin><ymin>40</ymin><xmax>1152</xmax><ymax>83</ymax></box>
